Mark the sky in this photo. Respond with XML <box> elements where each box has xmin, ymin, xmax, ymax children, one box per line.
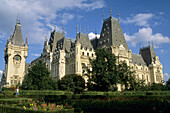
<box><xmin>0</xmin><ymin>0</ymin><xmax>170</xmax><ymax>82</ymax></box>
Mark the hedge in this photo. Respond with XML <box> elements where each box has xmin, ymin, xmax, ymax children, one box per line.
<box><xmin>0</xmin><ymin>105</ymin><xmax>74</xmax><ymax>113</ymax></box>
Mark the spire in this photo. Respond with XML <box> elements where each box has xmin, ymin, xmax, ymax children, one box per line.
<box><xmin>54</xmin><ymin>22</ymin><xmax>56</xmax><ymax>31</ymax></box>
<box><xmin>110</xmin><ymin>8</ymin><xmax>112</xmax><ymax>18</ymax></box>
<box><xmin>12</xmin><ymin>20</ymin><xmax>24</xmax><ymax>46</ymax></box>
<box><xmin>84</xmin><ymin>27</ymin><xmax>85</xmax><ymax>33</ymax></box>
<box><xmin>117</xmin><ymin>11</ymin><xmax>119</xmax><ymax>22</ymax></box>
<box><xmin>25</xmin><ymin>36</ymin><xmax>28</xmax><ymax>44</ymax></box>
<box><xmin>76</xmin><ymin>24</ymin><xmax>78</xmax><ymax>33</ymax></box>
<box><xmin>102</xmin><ymin>10</ymin><xmax>104</xmax><ymax>21</ymax></box>
<box><xmin>50</xmin><ymin>26</ymin><xmax>52</xmax><ymax>33</ymax></box>
<box><xmin>16</xmin><ymin>13</ymin><xmax>19</xmax><ymax>24</ymax></box>
<box><xmin>76</xmin><ymin>24</ymin><xmax>80</xmax><ymax>44</ymax></box>
<box><xmin>79</xmin><ymin>24</ymin><xmax>81</xmax><ymax>33</ymax></box>
<box><xmin>9</xmin><ymin>33</ymin><xmax>12</xmax><ymax>41</ymax></box>
<box><xmin>87</xmin><ymin>26</ymin><xmax>89</xmax><ymax>34</ymax></box>
<box><xmin>62</xmin><ymin>24</ymin><xmax>65</xmax><ymax>35</ymax></box>
<box><xmin>95</xmin><ymin>28</ymin><xmax>97</xmax><ymax>39</ymax></box>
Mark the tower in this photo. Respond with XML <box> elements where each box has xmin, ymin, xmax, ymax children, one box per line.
<box><xmin>3</xmin><ymin>20</ymin><xmax>28</xmax><ymax>87</ymax></box>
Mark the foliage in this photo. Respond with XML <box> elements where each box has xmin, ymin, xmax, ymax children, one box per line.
<box><xmin>59</xmin><ymin>74</ymin><xmax>85</xmax><ymax>94</ymax></box>
<box><xmin>21</xmin><ymin>60</ymin><xmax>58</xmax><ymax>90</ymax></box>
<box><xmin>118</xmin><ymin>61</ymin><xmax>136</xmax><ymax>90</ymax></box>
<box><xmin>165</xmin><ymin>79</ymin><xmax>170</xmax><ymax>90</ymax></box>
<box><xmin>84</xmin><ymin>48</ymin><xmax>118</xmax><ymax>91</ymax></box>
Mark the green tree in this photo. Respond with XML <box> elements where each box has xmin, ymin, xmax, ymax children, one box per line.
<box><xmin>165</xmin><ymin>79</ymin><xmax>170</xmax><ymax>90</ymax></box>
<box><xmin>118</xmin><ymin>61</ymin><xmax>136</xmax><ymax>90</ymax></box>
<box><xmin>85</xmin><ymin>48</ymin><xmax>118</xmax><ymax>91</ymax></box>
<box><xmin>150</xmin><ymin>83</ymin><xmax>165</xmax><ymax>91</ymax></box>
<box><xmin>59</xmin><ymin>74</ymin><xmax>85</xmax><ymax>94</ymax></box>
<box><xmin>21</xmin><ymin>61</ymin><xmax>58</xmax><ymax>90</ymax></box>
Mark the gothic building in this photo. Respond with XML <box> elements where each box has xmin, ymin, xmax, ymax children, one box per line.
<box><xmin>1</xmin><ymin>20</ymin><xmax>28</xmax><ymax>87</ymax></box>
<box><xmin>2</xmin><ymin>11</ymin><xmax>163</xmax><ymax>89</ymax></box>
<box><xmin>31</xmin><ymin>12</ymin><xmax>163</xmax><ymax>89</ymax></box>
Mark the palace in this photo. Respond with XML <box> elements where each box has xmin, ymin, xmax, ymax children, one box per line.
<box><xmin>1</xmin><ymin>11</ymin><xmax>163</xmax><ymax>90</ymax></box>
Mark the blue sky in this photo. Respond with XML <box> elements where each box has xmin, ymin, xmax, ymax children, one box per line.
<box><xmin>0</xmin><ymin>0</ymin><xmax>170</xmax><ymax>82</ymax></box>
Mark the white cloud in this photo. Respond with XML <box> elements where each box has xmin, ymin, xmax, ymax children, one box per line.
<box><xmin>59</xmin><ymin>13</ymin><xmax>75</xmax><ymax>24</ymax></box>
<box><xmin>124</xmin><ymin>27</ymin><xmax>170</xmax><ymax>46</ymax></box>
<box><xmin>88</xmin><ymin>32</ymin><xmax>100</xmax><ymax>40</ymax></box>
<box><xmin>164</xmin><ymin>73</ymin><xmax>170</xmax><ymax>82</ymax></box>
<box><xmin>0</xmin><ymin>0</ymin><xmax>105</xmax><ymax>44</ymax></box>
<box><xmin>31</xmin><ymin>53</ymin><xmax>41</xmax><ymax>57</ymax></box>
<box><xmin>121</xmin><ymin>13</ymin><xmax>154</xmax><ymax>27</ymax></box>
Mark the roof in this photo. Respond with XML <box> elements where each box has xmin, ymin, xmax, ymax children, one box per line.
<box><xmin>97</xmin><ymin>16</ymin><xmax>129</xmax><ymax>50</ymax></box>
<box><xmin>132</xmin><ymin>53</ymin><xmax>146</xmax><ymax>66</ymax></box>
<box><xmin>11</xmin><ymin>22</ymin><xmax>24</xmax><ymax>46</ymax></box>
<box><xmin>78</xmin><ymin>33</ymin><xmax>93</xmax><ymax>49</ymax></box>
<box><xmin>139</xmin><ymin>46</ymin><xmax>156</xmax><ymax>66</ymax></box>
<box><xmin>56</xmin><ymin>37</ymin><xmax>74</xmax><ymax>52</ymax></box>
<box><xmin>48</xmin><ymin>30</ymin><xmax>64</xmax><ymax>53</ymax></box>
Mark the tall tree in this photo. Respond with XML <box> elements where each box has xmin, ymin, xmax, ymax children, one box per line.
<box><xmin>85</xmin><ymin>48</ymin><xmax>118</xmax><ymax>91</ymax></box>
<box><xmin>21</xmin><ymin>60</ymin><xmax>58</xmax><ymax>90</ymax></box>
<box><xmin>118</xmin><ymin>61</ymin><xmax>136</xmax><ymax>90</ymax></box>
<box><xmin>59</xmin><ymin>74</ymin><xmax>85</xmax><ymax>94</ymax></box>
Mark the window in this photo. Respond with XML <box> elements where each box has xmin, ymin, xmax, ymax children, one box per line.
<box><xmin>82</xmin><ymin>52</ymin><xmax>84</xmax><ymax>55</ymax></box>
<box><xmin>92</xmin><ymin>53</ymin><xmax>94</xmax><ymax>57</ymax></box>
<box><xmin>87</xmin><ymin>53</ymin><xmax>89</xmax><ymax>56</ymax></box>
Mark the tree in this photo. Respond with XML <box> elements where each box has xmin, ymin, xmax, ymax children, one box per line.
<box><xmin>59</xmin><ymin>74</ymin><xmax>85</xmax><ymax>94</ymax></box>
<box><xmin>85</xmin><ymin>48</ymin><xmax>118</xmax><ymax>91</ymax></box>
<box><xmin>165</xmin><ymin>79</ymin><xmax>170</xmax><ymax>90</ymax></box>
<box><xmin>21</xmin><ymin>60</ymin><xmax>58</xmax><ymax>90</ymax></box>
<box><xmin>118</xmin><ymin>61</ymin><xmax>136</xmax><ymax>90</ymax></box>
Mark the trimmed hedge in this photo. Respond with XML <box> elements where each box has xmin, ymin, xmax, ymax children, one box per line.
<box><xmin>0</xmin><ymin>98</ymin><xmax>29</xmax><ymax>105</ymax></box>
<box><xmin>0</xmin><ymin>105</ymin><xmax>74</xmax><ymax>113</ymax></box>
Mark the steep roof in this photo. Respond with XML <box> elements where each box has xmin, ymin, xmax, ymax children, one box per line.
<box><xmin>78</xmin><ymin>33</ymin><xmax>93</xmax><ymax>49</ymax></box>
<box><xmin>57</xmin><ymin>37</ymin><xmax>75</xmax><ymax>52</ymax></box>
<box><xmin>48</xmin><ymin>30</ymin><xmax>64</xmax><ymax>53</ymax></box>
<box><xmin>11</xmin><ymin>22</ymin><xmax>24</xmax><ymax>46</ymax></box>
<box><xmin>97</xmin><ymin>16</ymin><xmax>129</xmax><ymax>50</ymax></box>
<box><xmin>132</xmin><ymin>53</ymin><xmax>146</xmax><ymax>66</ymax></box>
<box><xmin>139</xmin><ymin>46</ymin><xmax>156</xmax><ymax>66</ymax></box>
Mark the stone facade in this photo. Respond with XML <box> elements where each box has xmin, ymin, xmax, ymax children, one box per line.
<box><xmin>1</xmin><ymin>21</ymin><xmax>28</xmax><ymax>87</ymax></box>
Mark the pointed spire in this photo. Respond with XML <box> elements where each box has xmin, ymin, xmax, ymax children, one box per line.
<box><xmin>117</xmin><ymin>11</ymin><xmax>119</xmax><ymax>22</ymax></box>
<box><xmin>9</xmin><ymin>33</ymin><xmax>12</xmax><ymax>41</ymax></box>
<box><xmin>50</xmin><ymin>26</ymin><xmax>52</xmax><ymax>33</ymax></box>
<box><xmin>84</xmin><ymin>27</ymin><xmax>86</xmax><ymax>33</ymax></box>
<box><xmin>87</xmin><ymin>26</ymin><xmax>89</xmax><ymax>34</ymax></box>
<box><xmin>102</xmin><ymin>10</ymin><xmax>104</xmax><ymax>21</ymax></box>
<box><xmin>76</xmin><ymin>24</ymin><xmax>78</xmax><ymax>33</ymax></box>
<box><xmin>79</xmin><ymin>24</ymin><xmax>81</xmax><ymax>33</ymax></box>
<box><xmin>16</xmin><ymin>13</ymin><xmax>19</xmax><ymax>24</ymax></box>
<box><xmin>110</xmin><ymin>8</ymin><xmax>112</xmax><ymax>18</ymax></box>
<box><xmin>54</xmin><ymin>22</ymin><xmax>56</xmax><ymax>31</ymax></box>
<box><xmin>25</xmin><ymin>36</ymin><xmax>28</xmax><ymax>44</ymax></box>
<box><xmin>62</xmin><ymin>24</ymin><xmax>65</xmax><ymax>35</ymax></box>
<box><xmin>95</xmin><ymin>28</ymin><xmax>97</xmax><ymax>39</ymax></box>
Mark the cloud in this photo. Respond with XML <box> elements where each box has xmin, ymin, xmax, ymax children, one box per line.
<box><xmin>164</xmin><ymin>73</ymin><xmax>170</xmax><ymax>82</ymax></box>
<box><xmin>0</xmin><ymin>0</ymin><xmax>105</xmax><ymax>44</ymax></box>
<box><xmin>124</xmin><ymin>27</ymin><xmax>170</xmax><ymax>46</ymax></box>
<box><xmin>31</xmin><ymin>53</ymin><xmax>41</xmax><ymax>57</ymax></box>
<box><xmin>121</xmin><ymin>13</ymin><xmax>154</xmax><ymax>27</ymax></box>
<box><xmin>59</xmin><ymin>13</ymin><xmax>75</xmax><ymax>24</ymax></box>
<box><xmin>88</xmin><ymin>32</ymin><xmax>100</xmax><ymax>40</ymax></box>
